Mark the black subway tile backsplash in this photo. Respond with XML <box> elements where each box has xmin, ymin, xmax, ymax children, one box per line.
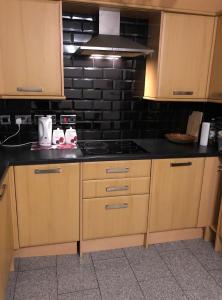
<box><xmin>93</xmin><ymin>79</ymin><xmax>113</xmax><ymax>90</ymax></box>
<box><xmin>103</xmin><ymin>69</ymin><xmax>122</xmax><ymax>80</ymax></box>
<box><xmin>1</xmin><ymin>12</ymin><xmax>221</xmax><ymax>142</ymax></box>
<box><xmin>64</xmin><ymin>89</ymin><xmax>82</xmax><ymax>99</ymax></box>
<box><xmin>103</xmin><ymin>90</ymin><xmax>121</xmax><ymax>101</ymax></box>
<box><xmin>64</xmin><ymin>67</ymin><xmax>83</xmax><ymax>78</ymax></box>
<box><xmin>83</xmin><ymin>89</ymin><xmax>102</xmax><ymax>100</ymax></box>
<box><xmin>64</xmin><ymin>78</ymin><xmax>72</xmax><ymax>88</ymax></box>
<box><xmin>93</xmin><ymin>100</ymin><xmax>112</xmax><ymax>111</ymax></box>
<box><xmin>73</xmin><ymin>79</ymin><xmax>93</xmax><ymax>89</ymax></box>
<box><xmin>84</xmin><ymin>68</ymin><xmax>103</xmax><ymax>79</ymax></box>
<box><xmin>72</xmin><ymin>57</ymin><xmax>93</xmax><ymax>68</ymax></box>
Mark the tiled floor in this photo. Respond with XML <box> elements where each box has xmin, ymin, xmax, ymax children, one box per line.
<box><xmin>6</xmin><ymin>239</ymin><xmax>222</xmax><ymax>300</ymax></box>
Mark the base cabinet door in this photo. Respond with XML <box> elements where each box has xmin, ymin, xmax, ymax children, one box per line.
<box><xmin>149</xmin><ymin>158</ymin><xmax>205</xmax><ymax>232</ymax></box>
<box><xmin>0</xmin><ymin>173</ymin><xmax>13</xmax><ymax>300</ymax></box>
<box><xmin>14</xmin><ymin>164</ymin><xmax>80</xmax><ymax>247</ymax></box>
<box><xmin>83</xmin><ymin>195</ymin><xmax>148</xmax><ymax>240</ymax></box>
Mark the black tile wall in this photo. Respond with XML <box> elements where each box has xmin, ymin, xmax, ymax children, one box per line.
<box><xmin>0</xmin><ymin>12</ymin><xmax>222</xmax><ymax>142</ymax></box>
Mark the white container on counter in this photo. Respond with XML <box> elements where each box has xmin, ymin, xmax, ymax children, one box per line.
<box><xmin>200</xmin><ymin>122</ymin><xmax>210</xmax><ymax>146</ymax></box>
<box><xmin>52</xmin><ymin>128</ymin><xmax>65</xmax><ymax>145</ymax></box>
<box><xmin>65</xmin><ymin>127</ymin><xmax>77</xmax><ymax>145</ymax></box>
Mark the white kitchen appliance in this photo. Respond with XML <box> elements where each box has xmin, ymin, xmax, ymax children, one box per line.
<box><xmin>38</xmin><ymin>116</ymin><xmax>52</xmax><ymax>147</ymax></box>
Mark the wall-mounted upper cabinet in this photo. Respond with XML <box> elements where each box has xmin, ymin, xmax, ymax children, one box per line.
<box><xmin>208</xmin><ymin>16</ymin><xmax>222</xmax><ymax>104</ymax></box>
<box><xmin>144</xmin><ymin>12</ymin><xmax>216</xmax><ymax>101</ymax></box>
<box><xmin>0</xmin><ymin>0</ymin><xmax>64</xmax><ymax>99</ymax></box>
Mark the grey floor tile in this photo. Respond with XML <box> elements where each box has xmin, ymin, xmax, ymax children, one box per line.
<box><xmin>99</xmin><ymin>280</ymin><xmax>144</xmax><ymax>300</ymax></box>
<box><xmin>6</xmin><ymin>272</ymin><xmax>18</xmax><ymax>300</ymax></box>
<box><xmin>155</xmin><ymin>241</ymin><xmax>186</xmax><ymax>253</ymax></box>
<box><xmin>183</xmin><ymin>239</ymin><xmax>222</xmax><ymax>271</ymax></box>
<box><xmin>94</xmin><ymin>257</ymin><xmax>144</xmax><ymax>300</ymax></box>
<box><xmin>58</xmin><ymin>289</ymin><xmax>101</xmax><ymax>300</ymax></box>
<box><xmin>94</xmin><ymin>257</ymin><xmax>136</xmax><ymax>283</ymax></box>
<box><xmin>57</xmin><ymin>254</ymin><xmax>92</xmax><ymax>267</ymax></box>
<box><xmin>19</xmin><ymin>255</ymin><xmax>56</xmax><ymax>271</ymax></box>
<box><xmin>124</xmin><ymin>246</ymin><xmax>157</xmax><ymax>261</ymax></box>
<box><xmin>57</xmin><ymin>263</ymin><xmax>98</xmax><ymax>294</ymax></box>
<box><xmin>209</xmin><ymin>269</ymin><xmax>222</xmax><ymax>288</ymax></box>
<box><xmin>184</xmin><ymin>285</ymin><xmax>222</xmax><ymax>300</ymax></box>
<box><xmin>91</xmin><ymin>248</ymin><xmax>125</xmax><ymax>261</ymax></box>
<box><xmin>139</xmin><ymin>276</ymin><xmax>187</xmax><ymax>300</ymax></box>
<box><xmin>161</xmin><ymin>248</ymin><xmax>222</xmax><ymax>298</ymax></box>
<box><xmin>14</xmin><ymin>267</ymin><xmax>57</xmax><ymax>300</ymax></box>
<box><xmin>125</xmin><ymin>246</ymin><xmax>171</xmax><ymax>281</ymax></box>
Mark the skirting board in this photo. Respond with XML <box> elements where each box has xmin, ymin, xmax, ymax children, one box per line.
<box><xmin>81</xmin><ymin>234</ymin><xmax>145</xmax><ymax>253</ymax></box>
<box><xmin>147</xmin><ymin>228</ymin><xmax>203</xmax><ymax>245</ymax></box>
<box><xmin>14</xmin><ymin>242</ymin><xmax>77</xmax><ymax>258</ymax></box>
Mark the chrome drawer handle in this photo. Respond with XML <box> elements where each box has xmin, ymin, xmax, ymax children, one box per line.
<box><xmin>173</xmin><ymin>91</ymin><xmax>193</xmax><ymax>96</ymax></box>
<box><xmin>170</xmin><ymin>162</ymin><xmax>192</xmax><ymax>167</ymax></box>
<box><xmin>106</xmin><ymin>185</ymin><xmax>129</xmax><ymax>192</ymax></box>
<box><xmin>0</xmin><ymin>184</ymin><xmax>7</xmax><ymax>200</ymax></box>
<box><xmin>105</xmin><ymin>203</ymin><xmax>128</xmax><ymax>210</ymax></box>
<box><xmin>106</xmin><ymin>168</ymin><xmax>129</xmax><ymax>174</ymax></box>
<box><xmin>34</xmin><ymin>168</ymin><xmax>62</xmax><ymax>174</ymax></box>
<box><xmin>17</xmin><ymin>87</ymin><xmax>43</xmax><ymax>92</ymax></box>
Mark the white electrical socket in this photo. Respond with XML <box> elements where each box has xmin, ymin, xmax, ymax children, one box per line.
<box><xmin>15</xmin><ymin>118</ymin><xmax>22</xmax><ymax>125</ymax></box>
<box><xmin>15</xmin><ymin>115</ymin><xmax>32</xmax><ymax>125</ymax></box>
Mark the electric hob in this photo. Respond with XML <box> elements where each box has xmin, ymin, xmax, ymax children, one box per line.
<box><xmin>78</xmin><ymin>140</ymin><xmax>148</xmax><ymax>156</ymax></box>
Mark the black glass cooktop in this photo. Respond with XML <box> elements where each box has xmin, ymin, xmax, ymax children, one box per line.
<box><xmin>78</xmin><ymin>140</ymin><xmax>147</xmax><ymax>156</ymax></box>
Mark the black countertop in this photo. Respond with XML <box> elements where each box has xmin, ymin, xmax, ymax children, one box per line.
<box><xmin>0</xmin><ymin>138</ymin><xmax>221</xmax><ymax>182</ymax></box>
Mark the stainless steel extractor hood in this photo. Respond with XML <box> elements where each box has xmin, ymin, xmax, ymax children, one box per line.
<box><xmin>78</xmin><ymin>8</ymin><xmax>154</xmax><ymax>57</ymax></box>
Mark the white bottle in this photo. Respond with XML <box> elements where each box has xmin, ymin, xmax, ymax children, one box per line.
<box><xmin>200</xmin><ymin>122</ymin><xmax>210</xmax><ymax>147</ymax></box>
<box><xmin>52</xmin><ymin>128</ymin><xmax>65</xmax><ymax>145</ymax></box>
<box><xmin>65</xmin><ymin>127</ymin><xmax>77</xmax><ymax>145</ymax></box>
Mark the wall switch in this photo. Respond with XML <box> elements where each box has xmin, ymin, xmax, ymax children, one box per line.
<box><xmin>15</xmin><ymin>115</ymin><xmax>32</xmax><ymax>125</ymax></box>
<box><xmin>60</xmin><ymin>114</ymin><xmax>76</xmax><ymax>125</ymax></box>
<box><xmin>34</xmin><ymin>115</ymin><xmax>56</xmax><ymax>125</ymax></box>
<box><xmin>0</xmin><ymin>115</ymin><xmax>11</xmax><ymax>125</ymax></box>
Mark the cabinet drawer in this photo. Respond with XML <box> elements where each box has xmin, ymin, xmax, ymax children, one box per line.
<box><xmin>83</xmin><ymin>177</ymin><xmax>150</xmax><ymax>199</ymax></box>
<box><xmin>83</xmin><ymin>195</ymin><xmax>149</xmax><ymax>240</ymax></box>
<box><xmin>82</xmin><ymin>160</ymin><xmax>151</xmax><ymax>180</ymax></box>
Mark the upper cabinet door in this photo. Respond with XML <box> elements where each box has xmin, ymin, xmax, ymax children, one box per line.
<box><xmin>144</xmin><ymin>12</ymin><xmax>215</xmax><ymax>101</ymax></box>
<box><xmin>208</xmin><ymin>17</ymin><xmax>222</xmax><ymax>103</ymax></box>
<box><xmin>0</xmin><ymin>0</ymin><xmax>64</xmax><ymax>98</ymax></box>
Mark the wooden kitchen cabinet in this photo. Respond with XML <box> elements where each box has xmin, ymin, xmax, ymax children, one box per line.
<box><xmin>83</xmin><ymin>195</ymin><xmax>148</xmax><ymax>240</ymax></box>
<box><xmin>198</xmin><ymin>157</ymin><xmax>222</xmax><ymax>229</ymax></box>
<box><xmin>0</xmin><ymin>0</ymin><xmax>64</xmax><ymax>99</ymax></box>
<box><xmin>82</xmin><ymin>160</ymin><xmax>150</xmax><ymax>242</ymax></box>
<box><xmin>14</xmin><ymin>164</ymin><xmax>80</xmax><ymax>247</ymax></box>
<box><xmin>149</xmin><ymin>158</ymin><xmax>205</xmax><ymax>232</ymax></box>
<box><xmin>0</xmin><ymin>172</ymin><xmax>14</xmax><ymax>300</ymax></box>
<box><xmin>144</xmin><ymin>12</ymin><xmax>215</xmax><ymax>101</ymax></box>
<box><xmin>208</xmin><ymin>16</ymin><xmax>222</xmax><ymax>103</ymax></box>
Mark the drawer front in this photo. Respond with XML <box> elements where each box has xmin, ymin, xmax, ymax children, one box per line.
<box><xmin>83</xmin><ymin>194</ymin><xmax>149</xmax><ymax>240</ymax></box>
<box><xmin>83</xmin><ymin>177</ymin><xmax>150</xmax><ymax>199</ymax></box>
<box><xmin>82</xmin><ymin>160</ymin><xmax>151</xmax><ymax>180</ymax></box>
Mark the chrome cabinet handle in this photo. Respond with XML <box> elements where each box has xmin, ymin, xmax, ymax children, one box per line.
<box><xmin>173</xmin><ymin>91</ymin><xmax>193</xmax><ymax>96</ymax></box>
<box><xmin>106</xmin><ymin>168</ymin><xmax>129</xmax><ymax>174</ymax></box>
<box><xmin>105</xmin><ymin>203</ymin><xmax>128</xmax><ymax>210</ymax></box>
<box><xmin>170</xmin><ymin>162</ymin><xmax>192</xmax><ymax>167</ymax></box>
<box><xmin>17</xmin><ymin>87</ymin><xmax>43</xmax><ymax>92</ymax></box>
<box><xmin>106</xmin><ymin>185</ymin><xmax>129</xmax><ymax>192</ymax></box>
<box><xmin>0</xmin><ymin>184</ymin><xmax>7</xmax><ymax>200</ymax></box>
<box><xmin>34</xmin><ymin>168</ymin><xmax>62</xmax><ymax>174</ymax></box>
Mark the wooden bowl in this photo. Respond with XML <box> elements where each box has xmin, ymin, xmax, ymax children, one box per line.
<box><xmin>165</xmin><ymin>133</ymin><xmax>196</xmax><ymax>144</ymax></box>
